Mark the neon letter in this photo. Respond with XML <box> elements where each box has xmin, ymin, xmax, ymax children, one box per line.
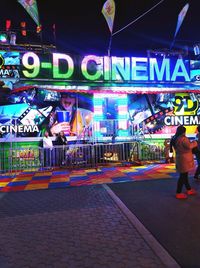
<box><xmin>149</xmin><ymin>58</ymin><xmax>170</xmax><ymax>81</ymax></box>
<box><xmin>171</xmin><ymin>59</ymin><xmax>190</xmax><ymax>81</ymax></box>
<box><xmin>81</xmin><ymin>55</ymin><xmax>103</xmax><ymax>80</ymax></box>
<box><xmin>131</xmin><ymin>57</ymin><xmax>148</xmax><ymax>81</ymax></box>
<box><xmin>53</xmin><ymin>53</ymin><xmax>74</xmax><ymax>79</ymax></box>
<box><xmin>111</xmin><ymin>57</ymin><xmax>130</xmax><ymax>81</ymax></box>
<box><xmin>22</xmin><ymin>52</ymin><xmax>40</xmax><ymax>78</ymax></box>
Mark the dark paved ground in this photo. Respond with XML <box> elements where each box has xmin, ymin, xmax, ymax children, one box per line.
<box><xmin>0</xmin><ymin>185</ymin><xmax>169</xmax><ymax>268</ymax></box>
<box><xmin>109</xmin><ymin>178</ymin><xmax>200</xmax><ymax>268</ymax></box>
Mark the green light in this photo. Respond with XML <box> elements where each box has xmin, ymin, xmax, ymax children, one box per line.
<box><xmin>0</xmin><ymin>33</ymin><xmax>8</xmax><ymax>43</ymax></box>
<box><xmin>41</xmin><ymin>62</ymin><xmax>52</xmax><ymax>68</ymax></box>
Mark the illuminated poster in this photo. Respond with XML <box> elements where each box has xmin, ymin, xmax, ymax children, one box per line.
<box><xmin>93</xmin><ymin>93</ymin><xmax>128</xmax><ymax>140</ymax></box>
<box><xmin>0</xmin><ymin>88</ymin><xmax>93</xmax><ymax>139</ymax></box>
<box><xmin>48</xmin><ymin>92</ymin><xmax>93</xmax><ymax>138</ymax></box>
<box><xmin>0</xmin><ymin>51</ymin><xmax>20</xmax><ymax>90</ymax></box>
<box><xmin>128</xmin><ymin>92</ymin><xmax>200</xmax><ymax>137</ymax></box>
<box><xmin>190</xmin><ymin>60</ymin><xmax>200</xmax><ymax>83</ymax></box>
<box><xmin>0</xmin><ymin>88</ymin><xmax>200</xmax><ymax>139</ymax></box>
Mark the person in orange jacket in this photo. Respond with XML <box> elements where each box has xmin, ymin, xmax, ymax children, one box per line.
<box><xmin>194</xmin><ymin>125</ymin><xmax>200</xmax><ymax>180</ymax></box>
<box><xmin>170</xmin><ymin>125</ymin><xmax>197</xmax><ymax>199</ymax></box>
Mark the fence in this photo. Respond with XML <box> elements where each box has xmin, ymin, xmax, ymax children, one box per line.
<box><xmin>0</xmin><ymin>141</ymin><xmax>165</xmax><ymax>174</ymax></box>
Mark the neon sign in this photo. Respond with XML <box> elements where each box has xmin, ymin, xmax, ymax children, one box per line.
<box><xmin>164</xmin><ymin>93</ymin><xmax>200</xmax><ymax>126</ymax></box>
<box><xmin>21</xmin><ymin>52</ymin><xmax>191</xmax><ymax>83</ymax></box>
<box><xmin>0</xmin><ymin>125</ymin><xmax>39</xmax><ymax>133</ymax></box>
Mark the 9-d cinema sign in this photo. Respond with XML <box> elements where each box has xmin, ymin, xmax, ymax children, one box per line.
<box><xmin>21</xmin><ymin>52</ymin><xmax>190</xmax><ymax>82</ymax></box>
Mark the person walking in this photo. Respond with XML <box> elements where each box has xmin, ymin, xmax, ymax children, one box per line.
<box><xmin>170</xmin><ymin>125</ymin><xmax>197</xmax><ymax>199</ymax></box>
<box><xmin>194</xmin><ymin>125</ymin><xmax>200</xmax><ymax>180</ymax></box>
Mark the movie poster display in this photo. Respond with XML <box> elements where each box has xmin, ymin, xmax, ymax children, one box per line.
<box><xmin>0</xmin><ymin>87</ymin><xmax>199</xmax><ymax>140</ymax></box>
<box><xmin>128</xmin><ymin>92</ymin><xmax>200</xmax><ymax>137</ymax></box>
<box><xmin>0</xmin><ymin>88</ymin><xmax>93</xmax><ymax>139</ymax></box>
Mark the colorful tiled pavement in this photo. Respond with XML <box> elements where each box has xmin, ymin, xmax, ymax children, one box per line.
<box><xmin>0</xmin><ymin>163</ymin><xmax>181</xmax><ymax>192</ymax></box>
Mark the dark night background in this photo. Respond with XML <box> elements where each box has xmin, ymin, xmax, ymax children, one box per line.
<box><xmin>0</xmin><ymin>0</ymin><xmax>199</xmax><ymax>57</ymax></box>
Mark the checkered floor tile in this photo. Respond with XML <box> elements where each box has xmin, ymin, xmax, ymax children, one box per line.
<box><xmin>0</xmin><ymin>163</ymin><xmax>183</xmax><ymax>192</ymax></box>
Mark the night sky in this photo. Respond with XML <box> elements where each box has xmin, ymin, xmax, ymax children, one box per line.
<box><xmin>1</xmin><ymin>0</ymin><xmax>199</xmax><ymax>57</ymax></box>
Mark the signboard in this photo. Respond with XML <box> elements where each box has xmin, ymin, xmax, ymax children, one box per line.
<box><xmin>0</xmin><ymin>50</ymin><xmax>200</xmax><ymax>88</ymax></box>
<box><xmin>20</xmin><ymin>52</ymin><xmax>191</xmax><ymax>83</ymax></box>
<box><xmin>0</xmin><ymin>50</ymin><xmax>199</xmax><ymax>139</ymax></box>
